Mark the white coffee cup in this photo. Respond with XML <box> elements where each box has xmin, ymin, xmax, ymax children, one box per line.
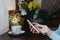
<box><xmin>11</xmin><ymin>25</ymin><xmax>22</xmax><ymax>34</ymax></box>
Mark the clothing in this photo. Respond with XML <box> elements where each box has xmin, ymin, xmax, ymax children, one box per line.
<box><xmin>49</xmin><ymin>24</ymin><xmax>60</xmax><ymax>40</ymax></box>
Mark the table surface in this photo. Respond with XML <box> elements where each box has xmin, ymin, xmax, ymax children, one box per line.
<box><xmin>0</xmin><ymin>32</ymin><xmax>51</xmax><ymax>40</ymax></box>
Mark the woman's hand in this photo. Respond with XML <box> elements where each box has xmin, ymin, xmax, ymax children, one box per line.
<box><xmin>29</xmin><ymin>22</ymin><xmax>52</xmax><ymax>36</ymax></box>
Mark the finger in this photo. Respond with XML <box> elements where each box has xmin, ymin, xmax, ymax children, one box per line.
<box><xmin>29</xmin><ymin>25</ymin><xmax>33</xmax><ymax>31</ymax></box>
<box><xmin>34</xmin><ymin>30</ymin><xmax>39</xmax><ymax>34</ymax></box>
<box><xmin>30</xmin><ymin>27</ymin><xmax>33</xmax><ymax>32</ymax></box>
<box><xmin>32</xmin><ymin>22</ymin><xmax>39</xmax><ymax>25</ymax></box>
<box><xmin>29</xmin><ymin>24</ymin><xmax>36</xmax><ymax>33</ymax></box>
<box><xmin>35</xmin><ymin>24</ymin><xmax>44</xmax><ymax>29</ymax></box>
<box><xmin>34</xmin><ymin>25</ymin><xmax>43</xmax><ymax>29</ymax></box>
<box><xmin>29</xmin><ymin>25</ymin><xmax>32</xmax><ymax>29</ymax></box>
<box><xmin>29</xmin><ymin>23</ymin><xmax>38</xmax><ymax>33</ymax></box>
<box><xmin>32</xmin><ymin>28</ymin><xmax>35</xmax><ymax>33</ymax></box>
<box><xmin>30</xmin><ymin>26</ymin><xmax>37</xmax><ymax>34</ymax></box>
<box><xmin>37</xmin><ymin>26</ymin><xmax>43</xmax><ymax>29</ymax></box>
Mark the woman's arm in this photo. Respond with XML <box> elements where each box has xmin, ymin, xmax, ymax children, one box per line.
<box><xmin>54</xmin><ymin>24</ymin><xmax>60</xmax><ymax>35</ymax></box>
<box><xmin>49</xmin><ymin>24</ymin><xmax>60</xmax><ymax>40</ymax></box>
<box><xmin>49</xmin><ymin>31</ymin><xmax>60</xmax><ymax>40</ymax></box>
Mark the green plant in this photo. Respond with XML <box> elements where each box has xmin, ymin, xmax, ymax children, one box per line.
<box><xmin>20</xmin><ymin>0</ymin><xmax>50</xmax><ymax>24</ymax></box>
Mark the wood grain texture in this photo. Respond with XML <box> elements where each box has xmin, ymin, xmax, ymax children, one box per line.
<box><xmin>0</xmin><ymin>33</ymin><xmax>51</xmax><ymax>40</ymax></box>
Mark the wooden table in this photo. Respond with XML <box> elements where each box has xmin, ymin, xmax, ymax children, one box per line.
<box><xmin>0</xmin><ymin>32</ymin><xmax>51</xmax><ymax>40</ymax></box>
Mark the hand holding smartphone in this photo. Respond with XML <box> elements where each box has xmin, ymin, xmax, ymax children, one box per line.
<box><xmin>27</xmin><ymin>19</ymin><xmax>39</xmax><ymax>33</ymax></box>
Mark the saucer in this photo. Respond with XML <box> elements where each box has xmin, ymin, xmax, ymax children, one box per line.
<box><xmin>8</xmin><ymin>30</ymin><xmax>25</xmax><ymax>36</ymax></box>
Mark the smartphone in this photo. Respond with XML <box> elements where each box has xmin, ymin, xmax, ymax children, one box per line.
<box><xmin>27</xmin><ymin>19</ymin><xmax>39</xmax><ymax>33</ymax></box>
